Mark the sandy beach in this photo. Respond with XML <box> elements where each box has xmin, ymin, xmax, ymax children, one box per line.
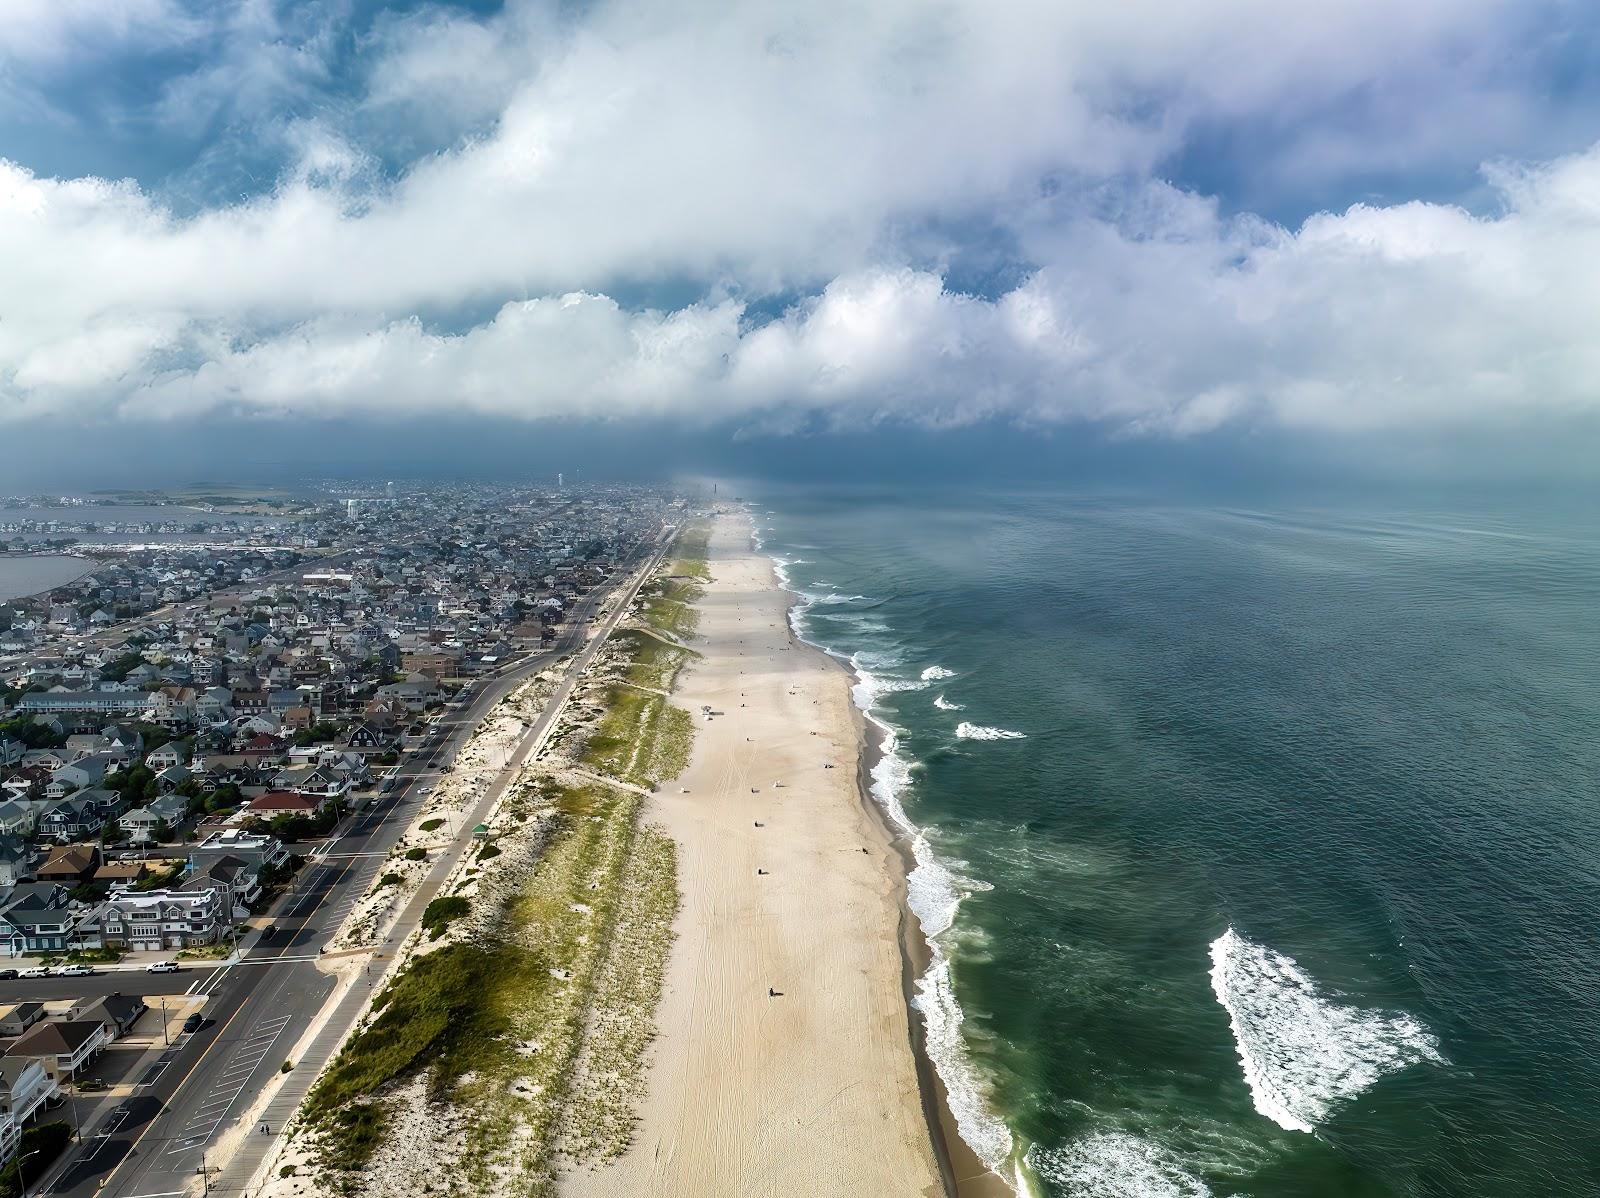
<box><xmin>569</xmin><ymin>509</ymin><xmax>947</xmax><ymax>1198</ymax></box>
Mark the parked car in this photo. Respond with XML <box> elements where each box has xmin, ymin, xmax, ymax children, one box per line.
<box><xmin>0</xmin><ymin>969</ymin><xmax>17</xmax><ymax>980</ymax></box>
<box><xmin>17</xmin><ymin>967</ymin><xmax>49</xmax><ymax>979</ymax></box>
<box><xmin>182</xmin><ymin>1013</ymin><xmax>204</xmax><ymax>1034</ymax></box>
<box><xmin>146</xmin><ymin>961</ymin><xmax>181</xmax><ymax>974</ymax></box>
<box><xmin>53</xmin><ymin>965</ymin><xmax>94</xmax><ymax>977</ymax></box>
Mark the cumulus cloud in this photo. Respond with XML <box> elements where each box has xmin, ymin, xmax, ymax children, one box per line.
<box><xmin>0</xmin><ymin>0</ymin><xmax>1596</xmax><ymax>440</ymax></box>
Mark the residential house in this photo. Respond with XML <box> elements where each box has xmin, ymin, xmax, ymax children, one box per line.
<box><xmin>0</xmin><ymin>884</ymin><xmax>74</xmax><ymax>955</ymax></box>
<box><xmin>117</xmin><ymin>792</ymin><xmax>189</xmax><ymax>843</ymax></box>
<box><xmin>0</xmin><ymin>1056</ymin><xmax>59</xmax><ymax>1157</ymax></box>
<box><xmin>92</xmin><ymin>861</ymin><xmax>146</xmax><ymax>889</ymax></box>
<box><xmin>0</xmin><ymin>801</ymin><xmax>40</xmax><ymax>837</ymax></box>
<box><xmin>45</xmin><ymin>752</ymin><xmax>120</xmax><ymax>798</ymax></box>
<box><xmin>65</xmin><ymin>994</ymin><xmax>146</xmax><ymax>1041</ymax></box>
<box><xmin>268</xmin><ymin>763</ymin><xmax>351</xmax><ymax>802</ymax></box>
<box><xmin>144</xmin><ymin>742</ymin><xmax>188</xmax><ymax>772</ymax></box>
<box><xmin>0</xmin><ymin>837</ymin><xmax>27</xmax><ymax>888</ymax></box>
<box><xmin>0</xmin><ymin>1004</ymin><xmax>43</xmax><ymax>1037</ymax></box>
<box><xmin>244</xmin><ymin>790</ymin><xmax>331</xmax><ymax>821</ymax></box>
<box><xmin>35</xmin><ymin>845</ymin><xmax>100</xmax><ymax>885</ymax></box>
<box><xmin>37</xmin><ymin>791</ymin><xmax>119</xmax><ymax>841</ymax></box>
<box><xmin>4</xmin><ymin>1019</ymin><xmax>107</xmax><ymax>1081</ymax></box>
<box><xmin>99</xmin><ymin>885</ymin><xmax>229</xmax><ymax>951</ymax></box>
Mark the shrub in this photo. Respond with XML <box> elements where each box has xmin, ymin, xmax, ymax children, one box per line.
<box><xmin>404</xmin><ymin>847</ymin><xmax>426</xmax><ymax>862</ymax></box>
<box><xmin>420</xmin><ymin>896</ymin><xmax>470</xmax><ymax>937</ymax></box>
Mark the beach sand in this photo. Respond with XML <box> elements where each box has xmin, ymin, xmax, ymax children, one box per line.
<box><xmin>567</xmin><ymin>509</ymin><xmax>949</xmax><ymax>1198</ymax></box>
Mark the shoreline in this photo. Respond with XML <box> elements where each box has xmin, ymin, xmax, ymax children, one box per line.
<box><xmin>569</xmin><ymin>507</ymin><xmax>945</xmax><ymax>1197</ymax></box>
<box><xmin>761</xmin><ymin>516</ymin><xmax>1013</xmax><ymax>1198</ymax></box>
<box><xmin>0</xmin><ymin>553</ymin><xmax>97</xmax><ymax>605</ymax></box>
<box><xmin>851</xmin><ymin>702</ymin><xmax>1014</xmax><ymax>1198</ymax></box>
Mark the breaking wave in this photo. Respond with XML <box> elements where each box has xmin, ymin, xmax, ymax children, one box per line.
<box><xmin>1208</xmin><ymin>928</ymin><xmax>1445</xmax><ymax>1133</ymax></box>
<box><xmin>934</xmin><ymin>694</ymin><xmax>965</xmax><ymax>711</ymax></box>
<box><xmin>762</xmin><ymin>507</ymin><xmax>1016</xmax><ymax>1183</ymax></box>
<box><xmin>1027</xmin><ymin>1133</ymin><xmax>1214</xmax><ymax>1198</ymax></box>
<box><xmin>921</xmin><ymin>665</ymin><xmax>956</xmax><ymax>680</ymax></box>
<box><xmin>956</xmin><ymin>722</ymin><xmax>1027</xmax><ymax>740</ymax></box>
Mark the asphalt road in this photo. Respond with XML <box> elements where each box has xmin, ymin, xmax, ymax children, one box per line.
<box><xmin>31</xmin><ymin>530</ymin><xmax>667</xmax><ymax>1198</ymax></box>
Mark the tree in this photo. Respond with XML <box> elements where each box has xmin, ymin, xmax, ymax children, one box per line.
<box><xmin>0</xmin><ymin>1121</ymin><xmax>72</xmax><ymax>1198</ymax></box>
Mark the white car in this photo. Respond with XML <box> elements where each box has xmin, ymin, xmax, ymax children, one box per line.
<box><xmin>146</xmin><ymin>961</ymin><xmax>181</xmax><ymax>974</ymax></box>
<box><xmin>53</xmin><ymin>964</ymin><xmax>94</xmax><ymax>977</ymax></box>
<box><xmin>17</xmin><ymin>967</ymin><xmax>49</xmax><ymax>979</ymax></box>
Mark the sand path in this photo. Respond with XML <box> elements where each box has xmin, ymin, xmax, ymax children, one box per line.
<box><xmin>568</xmin><ymin>509</ymin><xmax>943</xmax><ymax>1198</ymax></box>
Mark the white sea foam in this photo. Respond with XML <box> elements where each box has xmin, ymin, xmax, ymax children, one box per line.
<box><xmin>850</xmin><ymin>654</ymin><xmax>931</xmax><ymax>712</ymax></box>
<box><xmin>921</xmin><ymin>665</ymin><xmax>956</xmax><ymax>680</ymax></box>
<box><xmin>1208</xmin><ymin>928</ymin><xmax>1444</xmax><ymax>1133</ymax></box>
<box><xmin>933</xmin><ymin>694</ymin><xmax>965</xmax><ymax>711</ymax></box>
<box><xmin>956</xmin><ymin>722</ymin><xmax>1027</xmax><ymax>740</ymax></box>
<box><xmin>762</xmin><ymin>535</ymin><xmax>1017</xmax><ymax>1182</ymax></box>
<box><xmin>1027</xmin><ymin>1133</ymin><xmax>1214</xmax><ymax>1198</ymax></box>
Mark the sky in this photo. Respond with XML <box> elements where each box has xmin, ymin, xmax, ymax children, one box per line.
<box><xmin>3</xmin><ymin>0</ymin><xmax>1600</xmax><ymax>487</ymax></box>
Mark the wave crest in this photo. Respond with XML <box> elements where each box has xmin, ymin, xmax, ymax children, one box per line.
<box><xmin>956</xmin><ymin>722</ymin><xmax>1026</xmax><ymax>740</ymax></box>
<box><xmin>1208</xmin><ymin>928</ymin><xmax>1444</xmax><ymax>1133</ymax></box>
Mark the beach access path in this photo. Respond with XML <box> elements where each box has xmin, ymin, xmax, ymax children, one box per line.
<box><xmin>568</xmin><ymin>509</ymin><xmax>944</xmax><ymax>1198</ymax></box>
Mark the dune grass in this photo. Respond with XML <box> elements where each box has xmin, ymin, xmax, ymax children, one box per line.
<box><xmin>301</xmin><ymin>777</ymin><xmax>679</xmax><ymax>1196</ymax></box>
<box><xmin>611</xmin><ymin>627</ymin><xmax>695</xmax><ymax>693</ymax></box>
<box><xmin>582</xmin><ymin>681</ymin><xmax>694</xmax><ymax>788</ymax></box>
<box><xmin>669</xmin><ymin>520</ymin><xmax>711</xmax><ymax>580</ymax></box>
<box><xmin>637</xmin><ymin>576</ymin><xmax>701</xmax><ymax>640</ymax></box>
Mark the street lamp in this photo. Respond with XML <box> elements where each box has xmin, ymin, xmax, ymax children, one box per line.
<box><xmin>13</xmin><ymin>1146</ymin><xmax>43</xmax><ymax>1198</ymax></box>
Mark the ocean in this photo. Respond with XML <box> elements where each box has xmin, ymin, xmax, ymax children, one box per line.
<box><xmin>750</xmin><ymin>487</ymin><xmax>1600</xmax><ymax>1198</ymax></box>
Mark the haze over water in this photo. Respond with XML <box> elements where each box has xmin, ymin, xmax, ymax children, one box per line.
<box><xmin>757</xmin><ymin>486</ymin><xmax>1600</xmax><ymax>1197</ymax></box>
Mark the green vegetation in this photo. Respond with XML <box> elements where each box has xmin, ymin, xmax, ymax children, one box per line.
<box><xmin>420</xmin><ymin>895</ymin><xmax>470</xmax><ymax>938</ymax></box>
<box><xmin>133</xmin><ymin>862</ymin><xmax>186</xmax><ymax>891</ymax></box>
<box><xmin>97</xmin><ymin>651</ymin><xmax>147</xmax><ymax>682</ymax></box>
<box><xmin>403</xmin><ymin>846</ymin><xmax>427</xmax><ymax>862</ymax></box>
<box><xmin>612</xmin><ymin>627</ymin><xmax>696</xmax><ymax>693</ymax></box>
<box><xmin>418</xmin><ymin>818</ymin><xmax>445</xmax><ymax>833</ymax></box>
<box><xmin>0</xmin><ymin>1121</ymin><xmax>72</xmax><ymax>1198</ymax></box>
<box><xmin>669</xmin><ymin>520</ymin><xmax>711</xmax><ymax>580</ymax></box>
<box><xmin>581</xmin><ymin>684</ymin><xmax>693</xmax><ymax>788</ymax></box>
<box><xmin>377</xmin><ymin>872</ymin><xmax>404</xmax><ymax>888</ymax></box>
<box><xmin>637</xmin><ymin>576</ymin><xmax>702</xmax><ymax>640</ymax></box>
<box><xmin>303</xmin><ymin>779</ymin><xmax>680</xmax><ymax>1194</ymax></box>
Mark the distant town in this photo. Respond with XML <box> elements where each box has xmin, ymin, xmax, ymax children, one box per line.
<box><xmin>0</xmin><ymin>482</ymin><xmax>681</xmax><ymax>1192</ymax></box>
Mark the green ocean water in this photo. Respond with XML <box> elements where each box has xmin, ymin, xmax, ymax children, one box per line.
<box><xmin>756</xmin><ymin>488</ymin><xmax>1600</xmax><ymax>1197</ymax></box>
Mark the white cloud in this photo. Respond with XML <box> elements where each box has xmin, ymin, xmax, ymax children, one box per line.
<box><xmin>1</xmin><ymin>0</ymin><xmax>1596</xmax><ymax>441</ymax></box>
<box><xmin>0</xmin><ymin>0</ymin><xmax>198</xmax><ymax>68</ymax></box>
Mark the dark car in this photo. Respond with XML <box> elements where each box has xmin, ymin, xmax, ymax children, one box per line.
<box><xmin>261</xmin><ymin>925</ymin><xmax>278</xmax><ymax>940</ymax></box>
<box><xmin>182</xmin><ymin>1014</ymin><xmax>204</xmax><ymax>1034</ymax></box>
<box><xmin>0</xmin><ymin>969</ymin><xmax>17</xmax><ymax>980</ymax></box>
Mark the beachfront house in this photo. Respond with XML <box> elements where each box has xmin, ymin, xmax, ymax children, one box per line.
<box><xmin>6</xmin><ymin>1020</ymin><xmax>108</xmax><ymax>1082</ymax></box>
